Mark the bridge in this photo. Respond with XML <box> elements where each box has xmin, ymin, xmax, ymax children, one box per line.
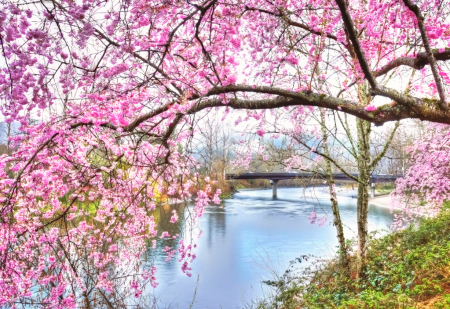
<box><xmin>225</xmin><ymin>172</ymin><xmax>401</xmax><ymax>198</ymax></box>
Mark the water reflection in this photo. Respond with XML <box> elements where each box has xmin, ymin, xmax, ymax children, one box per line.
<box><xmin>148</xmin><ymin>187</ymin><xmax>394</xmax><ymax>308</ymax></box>
<box><xmin>205</xmin><ymin>206</ymin><xmax>226</xmax><ymax>249</ymax></box>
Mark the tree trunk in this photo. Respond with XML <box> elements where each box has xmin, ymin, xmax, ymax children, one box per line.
<box><xmin>356</xmin><ymin>178</ymin><xmax>369</xmax><ymax>258</ymax></box>
<box><xmin>356</xmin><ymin>118</ymin><xmax>371</xmax><ymax>274</ymax></box>
<box><xmin>320</xmin><ymin>111</ymin><xmax>349</xmax><ymax>270</ymax></box>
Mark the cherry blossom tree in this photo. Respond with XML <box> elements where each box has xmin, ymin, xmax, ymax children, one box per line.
<box><xmin>2</xmin><ymin>0</ymin><xmax>450</xmax><ymax>306</ymax></box>
<box><xmin>392</xmin><ymin>123</ymin><xmax>450</xmax><ymax>228</ymax></box>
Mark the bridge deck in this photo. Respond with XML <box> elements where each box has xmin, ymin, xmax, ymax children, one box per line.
<box><xmin>225</xmin><ymin>172</ymin><xmax>401</xmax><ymax>183</ymax></box>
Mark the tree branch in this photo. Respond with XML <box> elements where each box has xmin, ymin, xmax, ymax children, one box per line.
<box><xmin>244</xmin><ymin>6</ymin><xmax>338</xmax><ymax>41</ymax></box>
<box><xmin>291</xmin><ymin>133</ymin><xmax>363</xmax><ymax>184</ymax></box>
<box><xmin>369</xmin><ymin>121</ymin><xmax>400</xmax><ymax>170</ymax></box>
<box><xmin>373</xmin><ymin>50</ymin><xmax>450</xmax><ymax>77</ymax></box>
<box><xmin>47</xmin><ymin>0</ymin><xmax>182</xmax><ymax>96</ymax></box>
<box><xmin>191</xmin><ymin>84</ymin><xmax>450</xmax><ymax>125</ymax></box>
<box><xmin>334</xmin><ymin>0</ymin><xmax>377</xmax><ymax>88</ymax></box>
<box><xmin>402</xmin><ymin>0</ymin><xmax>448</xmax><ymax>108</ymax></box>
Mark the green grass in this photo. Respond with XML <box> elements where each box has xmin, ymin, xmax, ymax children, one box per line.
<box><xmin>254</xmin><ymin>211</ymin><xmax>450</xmax><ymax>309</ymax></box>
<box><xmin>376</xmin><ymin>183</ymin><xmax>395</xmax><ymax>195</ymax></box>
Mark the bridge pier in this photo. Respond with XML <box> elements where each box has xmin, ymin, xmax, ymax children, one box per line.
<box><xmin>270</xmin><ymin>180</ymin><xmax>279</xmax><ymax>198</ymax></box>
<box><xmin>370</xmin><ymin>182</ymin><xmax>375</xmax><ymax>198</ymax></box>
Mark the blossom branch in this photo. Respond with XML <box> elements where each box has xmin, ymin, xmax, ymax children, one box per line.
<box><xmin>334</xmin><ymin>0</ymin><xmax>378</xmax><ymax>88</ymax></box>
<box><xmin>190</xmin><ymin>85</ymin><xmax>450</xmax><ymax>125</ymax></box>
<box><xmin>402</xmin><ymin>0</ymin><xmax>448</xmax><ymax>108</ymax></box>
<box><xmin>374</xmin><ymin>50</ymin><xmax>450</xmax><ymax>78</ymax></box>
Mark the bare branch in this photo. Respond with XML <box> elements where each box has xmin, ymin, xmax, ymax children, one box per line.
<box><xmin>369</xmin><ymin>121</ymin><xmax>400</xmax><ymax>170</ymax></box>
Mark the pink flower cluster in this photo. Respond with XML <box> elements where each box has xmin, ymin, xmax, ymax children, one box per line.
<box><xmin>392</xmin><ymin>123</ymin><xmax>450</xmax><ymax>228</ymax></box>
<box><xmin>364</xmin><ymin>104</ymin><xmax>377</xmax><ymax>112</ymax></box>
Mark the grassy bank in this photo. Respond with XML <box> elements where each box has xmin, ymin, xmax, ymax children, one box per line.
<box><xmin>376</xmin><ymin>183</ymin><xmax>395</xmax><ymax>195</ymax></box>
<box><xmin>256</xmin><ymin>211</ymin><xmax>450</xmax><ymax>309</ymax></box>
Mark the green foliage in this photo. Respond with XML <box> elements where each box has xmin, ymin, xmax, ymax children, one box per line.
<box><xmin>441</xmin><ymin>201</ymin><xmax>450</xmax><ymax>211</ymax></box>
<box><xmin>219</xmin><ymin>192</ymin><xmax>234</xmax><ymax>199</ymax></box>
<box><xmin>433</xmin><ymin>294</ymin><xmax>450</xmax><ymax>309</ymax></box>
<box><xmin>234</xmin><ymin>183</ymin><xmax>247</xmax><ymax>190</ymax></box>
<box><xmin>376</xmin><ymin>183</ymin><xmax>395</xmax><ymax>194</ymax></box>
<box><xmin>255</xmin><ymin>211</ymin><xmax>450</xmax><ymax>309</ymax></box>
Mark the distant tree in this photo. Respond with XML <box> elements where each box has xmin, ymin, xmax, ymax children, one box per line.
<box><xmin>371</xmin><ymin>121</ymin><xmax>423</xmax><ymax>176</ymax></box>
<box><xmin>192</xmin><ymin>115</ymin><xmax>234</xmax><ymax>180</ymax></box>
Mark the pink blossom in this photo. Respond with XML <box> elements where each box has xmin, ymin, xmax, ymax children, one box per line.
<box><xmin>225</xmin><ymin>75</ymin><xmax>237</xmax><ymax>85</ymax></box>
<box><xmin>364</xmin><ymin>104</ymin><xmax>377</xmax><ymax>111</ymax></box>
<box><xmin>256</xmin><ymin>129</ymin><xmax>265</xmax><ymax>137</ymax></box>
<box><xmin>160</xmin><ymin>231</ymin><xmax>171</xmax><ymax>238</ymax></box>
<box><xmin>130</xmin><ymin>280</ymin><xmax>142</xmax><ymax>298</ymax></box>
<box><xmin>170</xmin><ymin>210</ymin><xmax>179</xmax><ymax>223</ymax></box>
<box><xmin>318</xmin><ymin>216</ymin><xmax>327</xmax><ymax>227</ymax></box>
<box><xmin>286</xmin><ymin>55</ymin><xmax>299</xmax><ymax>65</ymax></box>
<box><xmin>308</xmin><ymin>212</ymin><xmax>317</xmax><ymax>224</ymax></box>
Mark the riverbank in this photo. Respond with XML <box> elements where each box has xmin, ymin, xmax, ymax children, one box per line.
<box><xmin>317</xmin><ymin>186</ymin><xmax>394</xmax><ymax>207</ymax></box>
<box><xmin>256</xmin><ymin>209</ymin><xmax>450</xmax><ymax>309</ymax></box>
<box><xmin>368</xmin><ymin>195</ymin><xmax>392</xmax><ymax>208</ymax></box>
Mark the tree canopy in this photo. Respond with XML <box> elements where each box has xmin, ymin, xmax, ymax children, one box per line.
<box><xmin>1</xmin><ymin>0</ymin><xmax>450</xmax><ymax>307</ymax></box>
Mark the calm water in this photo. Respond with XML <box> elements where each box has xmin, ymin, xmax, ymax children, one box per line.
<box><xmin>148</xmin><ymin>187</ymin><xmax>395</xmax><ymax>308</ymax></box>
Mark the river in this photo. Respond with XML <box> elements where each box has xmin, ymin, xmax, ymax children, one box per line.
<box><xmin>147</xmin><ymin>187</ymin><xmax>395</xmax><ymax>308</ymax></box>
